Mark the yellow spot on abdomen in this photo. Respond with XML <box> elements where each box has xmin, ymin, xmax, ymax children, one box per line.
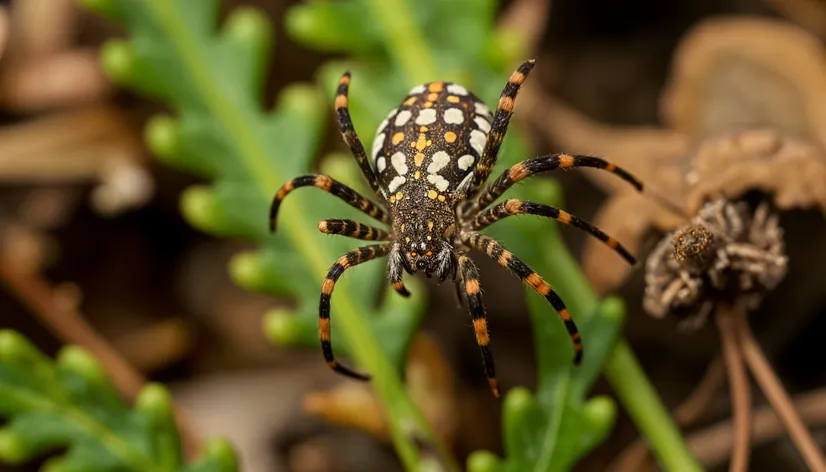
<box><xmin>415</xmin><ymin>134</ymin><xmax>428</xmax><ymax>151</ymax></box>
<box><xmin>428</xmin><ymin>82</ymin><xmax>444</xmax><ymax>92</ymax></box>
<box><xmin>414</xmin><ymin>153</ymin><xmax>425</xmax><ymax>166</ymax></box>
<box><xmin>414</xmin><ymin>170</ymin><xmax>421</xmax><ymax>180</ymax></box>
<box><xmin>447</xmin><ymin>95</ymin><xmax>460</xmax><ymax>103</ymax></box>
<box><xmin>395</xmin><ymin>192</ymin><xmax>403</xmax><ymax>200</ymax></box>
<box><xmin>444</xmin><ymin>131</ymin><xmax>457</xmax><ymax>143</ymax></box>
<box><xmin>427</xmin><ymin>92</ymin><xmax>439</xmax><ymax>102</ymax></box>
<box><xmin>392</xmin><ymin>132</ymin><xmax>405</xmax><ymax>145</ymax></box>
<box><xmin>427</xmin><ymin>190</ymin><xmax>438</xmax><ymax>199</ymax></box>
<box><xmin>403</xmin><ymin>96</ymin><xmax>417</xmax><ymax>105</ymax></box>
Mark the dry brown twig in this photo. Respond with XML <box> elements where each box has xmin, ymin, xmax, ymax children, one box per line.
<box><xmin>716</xmin><ymin>304</ymin><xmax>752</xmax><ymax>472</ymax></box>
<box><xmin>608</xmin><ymin>356</ymin><xmax>726</xmax><ymax>472</ymax></box>
<box><xmin>0</xmin><ymin>252</ymin><xmax>203</xmax><ymax>460</ymax></box>
<box><xmin>688</xmin><ymin>388</ymin><xmax>826</xmax><ymax>468</ymax></box>
<box><xmin>738</xmin><ymin>316</ymin><xmax>826</xmax><ymax>472</ymax></box>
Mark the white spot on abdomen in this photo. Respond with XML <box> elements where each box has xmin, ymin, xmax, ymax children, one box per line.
<box><xmin>376</xmin><ymin>156</ymin><xmax>386</xmax><ymax>173</ymax></box>
<box><xmin>470</xmin><ymin>130</ymin><xmax>486</xmax><ymax>155</ymax></box>
<box><xmin>474</xmin><ymin>102</ymin><xmax>491</xmax><ymax>117</ymax></box>
<box><xmin>415</xmin><ymin>109</ymin><xmax>437</xmax><ymax>125</ymax></box>
<box><xmin>475</xmin><ymin>116</ymin><xmax>491</xmax><ymax>133</ymax></box>
<box><xmin>447</xmin><ymin>84</ymin><xmax>468</xmax><ymax>95</ymax></box>
<box><xmin>457</xmin><ymin>154</ymin><xmax>474</xmax><ymax>171</ymax></box>
<box><xmin>427</xmin><ymin>174</ymin><xmax>450</xmax><ymax>192</ymax></box>
<box><xmin>388</xmin><ymin>176</ymin><xmax>406</xmax><ymax>192</ymax></box>
<box><xmin>386</xmin><ymin>108</ymin><xmax>398</xmax><ymax>119</ymax></box>
<box><xmin>444</xmin><ymin>108</ymin><xmax>464</xmax><ymax>124</ymax></box>
<box><xmin>427</xmin><ymin>151</ymin><xmax>450</xmax><ymax>173</ymax></box>
<box><xmin>395</xmin><ymin>110</ymin><xmax>412</xmax><ymax>126</ymax></box>
<box><xmin>391</xmin><ymin>152</ymin><xmax>408</xmax><ymax>174</ymax></box>
<box><xmin>409</xmin><ymin>84</ymin><xmax>426</xmax><ymax>95</ymax></box>
<box><xmin>372</xmin><ymin>133</ymin><xmax>385</xmax><ymax>162</ymax></box>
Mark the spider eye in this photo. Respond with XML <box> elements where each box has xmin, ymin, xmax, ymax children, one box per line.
<box><xmin>416</xmin><ymin>260</ymin><xmax>426</xmax><ymax>269</ymax></box>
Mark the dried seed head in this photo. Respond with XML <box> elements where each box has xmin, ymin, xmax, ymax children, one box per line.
<box><xmin>644</xmin><ymin>197</ymin><xmax>788</xmax><ymax>331</ymax></box>
<box><xmin>672</xmin><ymin>223</ymin><xmax>718</xmax><ymax>273</ymax></box>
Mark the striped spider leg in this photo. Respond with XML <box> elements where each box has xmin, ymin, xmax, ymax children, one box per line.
<box><xmin>269</xmin><ymin>58</ymin><xmax>646</xmax><ymax>397</ymax></box>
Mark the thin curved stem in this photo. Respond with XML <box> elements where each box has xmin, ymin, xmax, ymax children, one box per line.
<box><xmin>0</xmin><ymin>255</ymin><xmax>201</xmax><ymax>459</ymax></box>
<box><xmin>142</xmin><ymin>2</ymin><xmax>453</xmax><ymax>470</ymax></box>
<box><xmin>716</xmin><ymin>304</ymin><xmax>751</xmax><ymax>472</ymax></box>
<box><xmin>603</xmin><ymin>341</ymin><xmax>704</xmax><ymax>472</ymax></box>
<box><xmin>608</xmin><ymin>356</ymin><xmax>725</xmax><ymax>472</ymax></box>
<box><xmin>737</xmin><ymin>314</ymin><xmax>826</xmax><ymax>472</ymax></box>
<box><xmin>687</xmin><ymin>388</ymin><xmax>826</xmax><ymax>468</ymax></box>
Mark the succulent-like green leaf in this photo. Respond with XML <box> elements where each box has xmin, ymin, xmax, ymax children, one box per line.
<box><xmin>77</xmin><ymin>0</ymin><xmax>700</xmax><ymax>470</ymax></box>
<box><xmin>81</xmin><ymin>0</ymin><xmax>444</xmax><ymax>468</ymax></box>
<box><xmin>0</xmin><ymin>330</ymin><xmax>237</xmax><ymax>472</ymax></box>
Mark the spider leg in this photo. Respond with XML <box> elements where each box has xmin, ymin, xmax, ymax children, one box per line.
<box><xmin>468</xmin><ymin>199</ymin><xmax>636</xmax><ymax>265</ymax></box>
<box><xmin>269</xmin><ymin>174</ymin><xmax>389</xmax><ymax>233</ymax></box>
<box><xmin>335</xmin><ymin>73</ymin><xmax>384</xmax><ymax>201</ymax></box>
<box><xmin>465</xmin><ymin>232</ymin><xmax>583</xmax><ymax>364</ymax></box>
<box><xmin>468</xmin><ymin>59</ymin><xmax>536</xmax><ymax>196</ymax></box>
<box><xmin>388</xmin><ymin>244</ymin><xmax>411</xmax><ymax>297</ymax></box>
<box><xmin>458</xmin><ymin>254</ymin><xmax>500</xmax><ymax>397</ymax></box>
<box><xmin>318</xmin><ymin>219</ymin><xmax>390</xmax><ymax>241</ymax></box>
<box><xmin>320</xmin><ymin>243</ymin><xmax>393</xmax><ymax>380</ymax></box>
<box><xmin>471</xmin><ymin>153</ymin><xmax>643</xmax><ymax>212</ymax></box>
<box><xmin>453</xmin><ymin>280</ymin><xmax>464</xmax><ymax>309</ymax></box>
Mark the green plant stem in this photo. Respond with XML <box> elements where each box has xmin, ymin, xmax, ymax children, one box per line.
<box><xmin>144</xmin><ymin>1</ymin><xmax>453</xmax><ymax>470</ymax></box>
<box><xmin>541</xmin><ymin>223</ymin><xmax>701</xmax><ymax>472</ymax></box>
<box><xmin>604</xmin><ymin>341</ymin><xmax>703</xmax><ymax>472</ymax></box>
<box><xmin>367</xmin><ymin>0</ymin><xmax>436</xmax><ymax>84</ymax></box>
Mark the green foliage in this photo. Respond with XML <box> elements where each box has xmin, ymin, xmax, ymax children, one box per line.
<box><xmin>0</xmin><ymin>330</ymin><xmax>237</xmax><ymax>472</ymax></box>
<box><xmin>287</xmin><ymin>2</ymin><xmax>626</xmax><ymax>470</ymax></box>
<box><xmin>460</xmin><ymin>183</ymin><xmax>625</xmax><ymax>472</ymax></box>
<box><xmin>82</xmin><ymin>0</ymin><xmax>443</xmax><ymax>469</ymax></box>
<box><xmin>63</xmin><ymin>0</ymin><xmax>701</xmax><ymax>471</ymax></box>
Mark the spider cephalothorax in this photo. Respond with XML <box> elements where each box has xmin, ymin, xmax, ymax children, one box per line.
<box><xmin>269</xmin><ymin>60</ymin><xmax>644</xmax><ymax>397</ymax></box>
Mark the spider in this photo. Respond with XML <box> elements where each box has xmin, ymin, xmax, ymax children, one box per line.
<box><xmin>269</xmin><ymin>59</ymin><xmax>643</xmax><ymax>397</ymax></box>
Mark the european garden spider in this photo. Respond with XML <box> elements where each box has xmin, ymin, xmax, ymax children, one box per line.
<box><xmin>269</xmin><ymin>60</ymin><xmax>643</xmax><ymax>397</ymax></box>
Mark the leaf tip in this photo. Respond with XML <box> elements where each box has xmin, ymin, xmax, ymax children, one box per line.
<box><xmin>145</xmin><ymin>115</ymin><xmax>181</xmax><ymax>162</ymax></box>
<box><xmin>263</xmin><ymin>308</ymin><xmax>303</xmax><ymax>346</ymax></box>
<box><xmin>224</xmin><ymin>6</ymin><xmax>274</xmax><ymax>51</ymax></box>
<box><xmin>56</xmin><ymin>345</ymin><xmax>108</xmax><ymax>385</ymax></box>
<box><xmin>136</xmin><ymin>383</ymin><xmax>175</xmax><ymax>421</ymax></box>
<box><xmin>0</xmin><ymin>429</ymin><xmax>30</xmax><ymax>464</ymax></box>
<box><xmin>583</xmin><ymin>395</ymin><xmax>618</xmax><ymax>436</ymax></box>
<box><xmin>466</xmin><ymin>450</ymin><xmax>502</xmax><ymax>472</ymax></box>
<box><xmin>180</xmin><ymin>185</ymin><xmax>222</xmax><ymax>234</ymax></box>
<box><xmin>276</xmin><ymin>83</ymin><xmax>325</xmax><ymax>123</ymax></box>
<box><xmin>100</xmin><ymin>39</ymin><xmax>136</xmax><ymax>86</ymax></box>
<box><xmin>229</xmin><ymin>251</ymin><xmax>267</xmax><ymax>291</ymax></box>
<box><xmin>201</xmin><ymin>438</ymin><xmax>238</xmax><ymax>471</ymax></box>
<box><xmin>598</xmin><ymin>296</ymin><xmax>626</xmax><ymax>324</ymax></box>
<box><xmin>0</xmin><ymin>330</ymin><xmax>38</xmax><ymax>364</ymax></box>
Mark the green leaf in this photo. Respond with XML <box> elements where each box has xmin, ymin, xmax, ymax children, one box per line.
<box><xmin>465</xmin><ymin>180</ymin><xmax>625</xmax><ymax>472</ymax></box>
<box><xmin>82</xmin><ymin>0</ymin><xmax>440</xmax><ymax>469</ymax></box>
<box><xmin>0</xmin><ymin>330</ymin><xmax>237</xmax><ymax>472</ymax></box>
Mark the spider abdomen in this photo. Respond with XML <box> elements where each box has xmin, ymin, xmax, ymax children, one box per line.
<box><xmin>371</xmin><ymin>81</ymin><xmax>492</xmax><ymax>207</ymax></box>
